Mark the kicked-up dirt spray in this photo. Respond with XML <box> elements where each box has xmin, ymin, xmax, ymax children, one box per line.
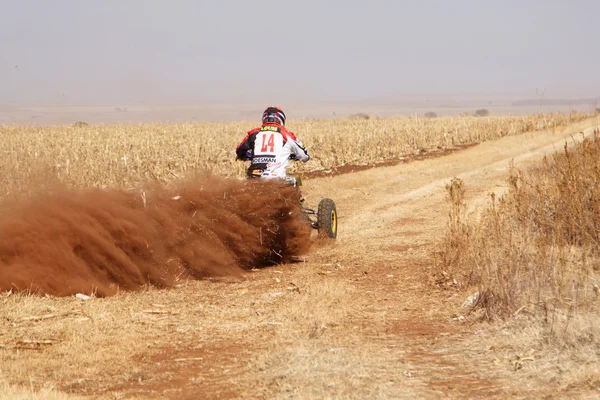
<box><xmin>0</xmin><ymin>175</ymin><xmax>311</xmax><ymax>296</ymax></box>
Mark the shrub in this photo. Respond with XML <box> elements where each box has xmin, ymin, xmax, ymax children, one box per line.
<box><xmin>424</xmin><ymin>112</ymin><xmax>438</xmax><ymax>118</ymax></box>
<box><xmin>348</xmin><ymin>112</ymin><xmax>370</xmax><ymax>120</ymax></box>
<box><xmin>474</xmin><ymin>109</ymin><xmax>490</xmax><ymax>117</ymax></box>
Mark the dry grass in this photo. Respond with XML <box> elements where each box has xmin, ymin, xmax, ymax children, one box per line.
<box><xmin>0</xmin><ymin>384</ymin><xmax>84</xmax><ymax>400</ymax></box>
<box><xmin>0</xmin><ymin>241</ymin><xmax>440</xmax><ymax>398</ymax></box>
<box><xmin>438</xmin><ymin>130</ymin><xmax>600</xmax><ymax>392</ymax></box>
<box><xmin>0</xmin><ymin>288</ymin><xmax>181</xmax><ymax>395</ymax></box>
<box><xmin>0</xmin><ymin>112</ymin><xmax>591</xmax><ymax>200</ymax></box>
<box><xmin>0</xmin><ymin>259</ymin><xmax>390</xmax><ymax>399</ymax></box>
<box><xmin>440</xmin><ymin>133</ymin><xmax>600</xmax><ymax>319</ymax></box>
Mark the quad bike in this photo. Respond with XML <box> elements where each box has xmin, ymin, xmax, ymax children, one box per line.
<box><xmin>243</xmin><ymin>151</ymin><xmax>338</xmax><ymax>239</ymax></box>
<box><xmin>293</xmin><ymin>176</ymin><xmax>338</xmax><ymax>239</ymax></box>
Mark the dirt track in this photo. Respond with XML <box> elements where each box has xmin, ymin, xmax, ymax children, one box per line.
<box><xmin>93</xmin><ymin>119</ymin><xmax>597</xmax><ymax>399</ymax></box>
<box><xmin>3</xmin><ymin>119</ymin><xmax>599</xmax><ymax>399</ymax></box>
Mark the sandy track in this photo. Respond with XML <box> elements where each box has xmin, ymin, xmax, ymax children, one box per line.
<box><xmin>286</xmin><ymin>119</ymin><xmax>599</xmax><ymax>399</ymax></box>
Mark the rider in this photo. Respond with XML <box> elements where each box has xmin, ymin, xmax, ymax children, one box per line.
<box><xmin>236</xmin><ymin>106</ymin><xmax>310</xmax><ymax>184</ymax></box>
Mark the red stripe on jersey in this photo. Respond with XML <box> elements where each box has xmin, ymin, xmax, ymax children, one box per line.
<box><xmin>236</xmin><ymin>127</ymin><xmax>261</xmax><ymax>149</ymax></box>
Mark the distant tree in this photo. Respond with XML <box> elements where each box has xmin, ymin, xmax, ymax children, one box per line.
<box><xmin>73</xmin><ymin>121</ymin><xmax>88</xmax><ymax>127</ymax></box>
<box><xmin>424</xmin><ymin>111</ymin><xmax>438</xmax><ymax>118</ymax></box>
<box><xmin>474</xmin><ymin>109</ymin><xmax>490</xmax><ymax>117</ymax></box>
<box><xmin>349</xmin><ymin>112</ymin><xmax>370</xmax><ymax>120</ymax></box>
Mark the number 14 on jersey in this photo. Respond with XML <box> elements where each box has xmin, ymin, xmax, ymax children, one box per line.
<box><xmin>260</xmin><ymin>133</ymin><xmax>275</xmax><ymax>153</ymax></box>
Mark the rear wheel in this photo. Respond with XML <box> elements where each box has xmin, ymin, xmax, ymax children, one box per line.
<box><xmin>317</xmin><ymin>198</ymin><xmax>337</xmax><ymax>239</ymax></box>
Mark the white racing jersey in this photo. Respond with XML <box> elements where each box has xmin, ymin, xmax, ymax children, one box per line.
<box><xmin>236</xmin><ymin>123</ymin><xmax>310</xmax><ymax>179</ymax></box>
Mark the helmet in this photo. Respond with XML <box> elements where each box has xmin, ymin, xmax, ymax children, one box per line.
<box><xmin>262</xmin><ymin>106</ymin><xmax>286</xmax><ymax>126</ymax></box>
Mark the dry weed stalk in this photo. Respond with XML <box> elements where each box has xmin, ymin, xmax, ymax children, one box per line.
<box><xmin>437</xmin><ymin>178</ymin><xmax>472</xmax><ymax>287</ymax></box>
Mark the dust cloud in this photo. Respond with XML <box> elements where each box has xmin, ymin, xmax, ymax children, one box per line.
<box><xmin>0</xmin><ymin>176</ymin><xmax>312</xmax><ymax>296</ymax></box>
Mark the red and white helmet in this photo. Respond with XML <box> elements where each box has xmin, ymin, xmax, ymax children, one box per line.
<box><xmin>262</xmin><ymin>106</ymin><xmax>286</xmax><ymax>126</ymax></box>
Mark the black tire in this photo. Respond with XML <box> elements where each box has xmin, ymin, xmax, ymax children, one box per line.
<box><xmin>317</xmin><ymin>198</ymin><xmax>338</xmax><ymax>239</ymax></box>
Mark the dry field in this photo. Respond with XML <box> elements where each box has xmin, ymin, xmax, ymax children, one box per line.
<box><xmin>0</xmin><ymin>112</ymin><xmax>589</xmax><ymax>199</ymax></box>
<box><xmin>0</xmin><ymin>113</ymin><xmax>599</xmax><ymax>399</ymax></box>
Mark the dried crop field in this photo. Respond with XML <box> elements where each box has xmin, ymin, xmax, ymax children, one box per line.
<box><xmin>0</xmin><ymin>112</ymin><xmax>590</xmax><ymax>198</ymax></box>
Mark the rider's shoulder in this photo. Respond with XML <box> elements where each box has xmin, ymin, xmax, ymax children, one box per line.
<box><xmin>281</xmin><ymin>127</ymin><xmax>298</xmax><ymax>140</ymax></box>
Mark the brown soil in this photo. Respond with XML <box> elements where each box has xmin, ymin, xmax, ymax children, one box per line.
<box><xmin>304</xmin><ymin>143</ymin><xmax>477</xmax><ymax>178</ymax></box>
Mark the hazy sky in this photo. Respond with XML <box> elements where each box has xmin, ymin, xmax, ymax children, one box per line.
<box><xmin>2</xmin><ymin>0</ymin><xmax>599</xmax><ymax>105</ymax></box>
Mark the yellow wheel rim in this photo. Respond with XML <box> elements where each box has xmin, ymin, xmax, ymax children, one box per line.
<box><xmin>331</xmin><ymin>210</ymin><xmax>337</xmax><ymax>234</ymax></box>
